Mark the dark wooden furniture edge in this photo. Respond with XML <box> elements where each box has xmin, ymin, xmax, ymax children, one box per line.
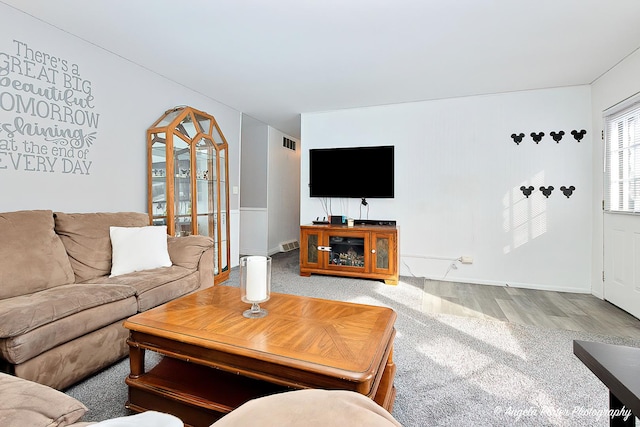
<box><xmin>573</xmin><ymin>340</ymin><xmax>640</xmax><ymax>426</ymax></box>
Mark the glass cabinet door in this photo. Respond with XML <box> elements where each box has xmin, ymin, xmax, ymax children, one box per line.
<box><xmin>218</xmin><ymin>146</ymin><xmax>228</xmax><ymax>274</ymax></box>
<box><xmin>371</xmin><ymin>232</ymin><xmax>396</xmax><ymax>275</ymax></box>
<box><xmin>300</xmin><ymin>227</ymin><xmax>322</xmax><ymax>269</ymax></box>
<box><xmin>173</xmin><ymin>137</ymin><xmax>192</xmax><ymax>236</ymax></box>
<box><xmin>195</xmin><ymin>137</ymin><xmax>214</xmax><ymax>237</ymax></box>
<box><xmin>150</xmin><ymin>132</ymin><xmax>168</xmax><ymax>227</ymax></box>
<box><xmin>326</xmin><ymin>231</ymin><xmax>369</xmax><ymax>271</ymax></box>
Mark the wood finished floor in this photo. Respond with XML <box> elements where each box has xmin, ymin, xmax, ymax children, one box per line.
<box><xmin>421</xmin><ymin>280</ymin><xmax>640</xmax><ymax>340</ymax></box>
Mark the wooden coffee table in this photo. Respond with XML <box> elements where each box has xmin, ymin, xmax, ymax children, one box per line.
<box><xmin>123</xmin><ymin>285</ymin><xmax>397</xmax><ymax>427</ymax></box>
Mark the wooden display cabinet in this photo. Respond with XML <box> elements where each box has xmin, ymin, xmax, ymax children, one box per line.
<box><xmin>147</xmin><ymin>106</ymin><xmax>230</xmax><ymax>284</ymax></box>
<box><xmin>300</xmin><ymin>224</ymin><xmax>398</xmax><ymax>285</ymax></box>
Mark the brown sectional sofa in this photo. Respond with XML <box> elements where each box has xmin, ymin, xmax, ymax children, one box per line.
<box><xmin>0</xmin><ymin>210</ymin><xmax>214</xmax><ymax>390</ymax></box>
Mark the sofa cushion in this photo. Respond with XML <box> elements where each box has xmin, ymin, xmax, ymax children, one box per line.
<box><xmin>135</xmin><ymin>272</ymin><xmax>199</xmax><ymax>312</ymax></box>
<box><xmin>0</xmin><ymin>285</ymin><xmax>137</xmax><ymax>364</ymax></box>
<box><xmin>0</xmin><ymin>372</ymin><xmax>87</xmax><ymax>427</ymax></box>
<box><xmin>0</xmin><ymin>210</ymin><xmax>75</xmax><ymax>299</ymax></box>
<box><xmin>86</xmin><ymin>266</ymin><xmax>198</xmax><ymax>311</ymax></box>
<box><xmin>13</xmin><ymin>320</ymin><xmax>130</xmax><ymax>391</ymax></box>
<box><xmin>167</xmin><ymin>235</ymin><xmax>214</xmax><ymax>270</ymax></box>
<box><xmin>0</xmin><ymin>283</ymin><xmax>136</xmax><ymax>340</ymax></box>
<box><xmin>54</xmin><ymin>212</ymin><xmax>149</xmax><ymax>282</ymax></box>
<box><xmin>109</xmin><ymin>225</ymin><xmax>172</xmax><ymax>277</ymax></box>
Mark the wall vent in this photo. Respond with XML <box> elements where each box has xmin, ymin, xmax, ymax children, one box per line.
<box><xmin>283</xmin><ymin>137</ymin><xmax>296</xmax><ymax>151</ymax></box>
<box><xmin>279</xmin><ymin>240</ymin><xmax>300</xmax><ymax>252</ymax></box>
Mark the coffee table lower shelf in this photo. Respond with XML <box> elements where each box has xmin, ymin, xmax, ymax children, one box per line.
<box><xmin>125</xmin><ymin>357</ymin><xmax>292</xmax><ymax>427</ymax></box>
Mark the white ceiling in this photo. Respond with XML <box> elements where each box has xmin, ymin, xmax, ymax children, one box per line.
<box><xmin>5</xmin><ymin>0</ymin><xmax>640</xmax><ymax>138</ymax></box>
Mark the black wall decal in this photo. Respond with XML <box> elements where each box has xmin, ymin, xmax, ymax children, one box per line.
<box><xmin>530</xmin><ymin>132</ymin><xmax>545</xmax><ymax>144</ymax></box>
<box><xmin>511</xmin><ymin>133</ymin><xmax>525</xmax><ymax>145</ymax></box>
<box><xmin>550</xmin><ymin>131</ymin><xmax>565</xmax><ymax>143</ymax></box>
<box><xmin>560</xmin><ymin>186</ymin><xmax>575</xmax><ymax>198</ymax></box>
<box><xmin>539</xmin><ymin>186</ymin><xmax>554</xmax><ymax>198</ymax></box>
<box><xmin>571</xmin><ymin>129</ymin><xmax>587</xmax><ymax>142</ymax></box>
<box><xmin>520</xmin><ymin>186</ymin><xmax>534</xmax><ymax>198</ymax></box>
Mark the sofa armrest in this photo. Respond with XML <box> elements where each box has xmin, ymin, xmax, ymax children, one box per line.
<box><xmin>167</xmin><ymin>236</ymin><xmax>215</xmax><ymax>289</ymax></box>
<box><xmin>197</xmin><ymin>246</ymin><xmax>215</xmax><ymax>289</ymax></box>
<box><xmin>167</xmin><ymin>235</ymin><xmax>213</xmax><ymax>268</ymax></box>
<box><xmin>0</xmin><ymin>372</ymin><xmax>88</xmax><ymax>426</ymax></box>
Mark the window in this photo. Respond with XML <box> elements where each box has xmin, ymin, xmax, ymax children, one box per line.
<box><xmin>604</xmin><ymin>97</ymin><xmax>640</xmax><ymax>212</ymax></box>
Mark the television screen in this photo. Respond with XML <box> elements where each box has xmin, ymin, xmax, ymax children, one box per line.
<box><xmin>309</xmin><ymin>145</ymin><xmax>394</xmax><ymax>198</ymax></box>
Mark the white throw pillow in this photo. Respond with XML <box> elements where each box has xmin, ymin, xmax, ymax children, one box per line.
<box><xmin>109</xmin><ymin>226</ymin><xmax>172</xmax><ymax>277</ymax></box>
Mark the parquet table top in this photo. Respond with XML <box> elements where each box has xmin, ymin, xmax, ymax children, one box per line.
<box><xmin>124</xmin><ymin>285</ymin><xmax>396</xmax><ymax>380</ymax></box>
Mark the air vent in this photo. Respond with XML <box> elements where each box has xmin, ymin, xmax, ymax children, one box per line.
<box><xmin>283</xmin><ymin>137</ymin><xmax>296</xmax><ymax>151</ymax></box>
<box><xmin>279</xmin><ymin>240</ymin><xmax>300</xmax><ymax>252</ymax></box>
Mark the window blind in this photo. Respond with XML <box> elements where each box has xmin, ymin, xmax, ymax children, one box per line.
<box><xmin>604</xmin><ymin>97</ymin><xmax>640</xmax><ymax>212</ymax></box>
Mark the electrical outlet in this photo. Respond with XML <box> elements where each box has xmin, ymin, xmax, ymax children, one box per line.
<box><xmin>460</xmin><ymin>256</ymin><xmax>473</xmax><ymax>264</ymax></box>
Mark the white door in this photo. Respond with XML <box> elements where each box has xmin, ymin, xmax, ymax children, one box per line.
<box><xmin>603</xmin><ymin>213</ymin><xmax>640</xmax><ymax>319</ymax></box>
<box><xmin>603</xmin><ymin>96</ymin><xmax>640</xmax><ymax>320</ymax></box>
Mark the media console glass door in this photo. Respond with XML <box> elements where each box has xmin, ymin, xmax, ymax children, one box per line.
<box><xmin>324</xmin><ymin>230</ymin><xmax>370</xmax><ymax>272</ymax></box>
<box><xmin>371</xmin><ymin>232</ymin><xmax>396</xmax><ymax>277</ymax></box>
<box><xmin>301</xmin><ymin>229</ymin><xmax>370</xmax><ymax>271</ymax></box>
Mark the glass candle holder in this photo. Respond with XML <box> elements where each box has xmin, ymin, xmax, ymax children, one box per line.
<box><xmin>239</xmin><ymin>256</ymin><xmax>271</xmax><ymax>318</ymax></box>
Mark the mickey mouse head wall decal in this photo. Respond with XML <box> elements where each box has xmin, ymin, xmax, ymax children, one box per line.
<box><xmin>550</xmin><ymin>131</ymin><xmax>565</xmax><ymax>143</ymax></box>
<box><xmin>571</xmin><ymin>129</ymin><xmax>587</xmax><ymax>142</ymax></box>
<box><xmin>520</xmin><ymin>186</ymin><xmax>534</xmax><ymax>198</ymax></box>
<box><xmin>530</xmin><ymin>132</ymin><xmax>545</xmax><ymax>144</ymax></box>
<box><xmin>560</xmin><ymin>186</ymin><xmax>575</xmax><ymax>198</ymax></box>
<box><xmin>511</xmin><ymin>133</ymin><xmax>525</xmax><ymax>145</ymax></box>
<box><xmin>539</xmin><ymin>186</ymin><xmax>554</xmax><ymax>198</ymax></box>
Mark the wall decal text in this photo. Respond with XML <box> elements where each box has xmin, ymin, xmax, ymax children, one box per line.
<box><xmin>0</xmin><ymin>39</ymin><xmax>100</xmax><ymax>175</ymax></box>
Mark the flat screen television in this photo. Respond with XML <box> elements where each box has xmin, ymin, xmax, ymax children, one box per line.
<box><xmin>309</xmin><ymin>145</ymin><xmax>394</xmax><ymax>198</ymax></box>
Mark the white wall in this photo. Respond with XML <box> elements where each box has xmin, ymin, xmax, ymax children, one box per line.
<box><xmin>0</xmin><ymin>5</ymin><xmax>242</xmax><ymax>266</ymax></box>
<box><xmin>267</xmin><ymin>126</ymin><xmax>300</xmax><ymax>254</ymax></box>
<box><xmin>239</xmin><ymin>114</ymin><xmax>268</xmax><ymax>255</ymax></box>
<box><xmin>239</xmin><ymin>207</ymin><xmax>268</xmax><ymax>255</ymax></box>
<box><xmin>240</xmin><ymin>114</ymin><xmax>268</xmax><ymax>208</ymax></box>
<box><xmin>239</xmin><ymin>118</ymin><xmax>300</xmax><ymax>256</ymax></box>
<box><xmin>301</xmin><ymin>86</ymin><xmax>593</xmax><ymax>292</ymax></box>
<box><xmin>590</xmin><ymin>49</ymin><xmax>640</xmax><ymax>298</ymax></box>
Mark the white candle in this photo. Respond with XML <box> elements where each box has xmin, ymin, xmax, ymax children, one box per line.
<box><xmin>246</xmin><ymin>256</ymin><xmax>268</xmax><ymax>301</ymax></box>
